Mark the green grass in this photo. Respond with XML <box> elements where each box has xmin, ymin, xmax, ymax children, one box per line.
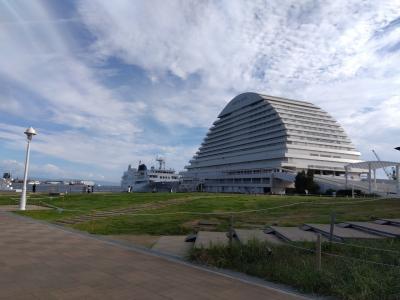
<box><xmin>0</xmin><ymin>194</ymin><xmax>20</xmax><ymax>205</ymax></box>
<box><xmin>189</xmin><ymin>239</ymin><xmax>400</xmax><ymax>300</ymax></box>
<box><xmin>76</xmin><ymin>214</ymin><xmax>194</xmax><ymax>235</ymax></box>
<box><xmin>4</xmin><ymin>192</ymin><xmax>400</xmax><ymax>235</ymax></box>
<box><xmin>14</xmin><ymin>192</ymin><xmax>195</xmax><ymax>221</ymax></box>
<box><xmin>76</xmin><ymin>194</ymin><xmax>399</xmax><ymax>235</ymax></box>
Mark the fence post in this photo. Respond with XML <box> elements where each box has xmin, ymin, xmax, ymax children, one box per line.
<box><xmin>228</xmin><ymin>215</ymin><xmax>234</xmax><ymax>245</ymax></box>
<box><xmin>91</xmin><ymin>210</ymin><xmax>94</xmax><ymax>233</ymax></box>
<box><xmin>316</xmin><ymin>233</ymin><xmax>321</xmax><ymax>271</ymax></box>
<box><xmin>329</xmin><ymin>212</ymin><xmax>336</xmax><ymax>242</ymax></box>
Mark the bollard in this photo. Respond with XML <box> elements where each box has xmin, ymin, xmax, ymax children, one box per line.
<box><xmin>316</xmin><ymin>233</ymin><xmax>321</xmax><ymax>271</ymax></box>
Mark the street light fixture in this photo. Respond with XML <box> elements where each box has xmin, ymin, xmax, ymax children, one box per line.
<box><xmin>19</xmin><ymin>127</ymin><xmax>37</xmax><ymax>211</ymax></box>
<box><xmin>395</xmin><ymin>147</ymin><xmax>400</xmax><ymax>151</ymax></box>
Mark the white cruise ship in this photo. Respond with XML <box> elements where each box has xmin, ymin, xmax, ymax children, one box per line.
<box><xmin>121</xmin><ymin>158</ymin><xmax>181</xmax><ymax>192</ymax></box>
<box><xmin>0</xmin><ymin>173</ymin><xmax>13</xmax><ymax>191</ymax></box>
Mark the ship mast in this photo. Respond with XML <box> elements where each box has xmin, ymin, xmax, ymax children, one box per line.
<box><xmin>156</xmin><ymin>156</ymin><xmax>165</xmax><ymax>170</ymax></box>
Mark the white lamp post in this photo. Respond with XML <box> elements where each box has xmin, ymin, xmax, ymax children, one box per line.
<box><xmin>19</xmin><ymin>127</ymin><xmax>37</xmax><ymax>211</ymax></box>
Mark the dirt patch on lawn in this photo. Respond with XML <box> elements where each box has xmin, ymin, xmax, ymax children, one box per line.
<box><xmin>182</xmin><ymin>219</ymin><xmax>221</xmax><ymax>231</ymax></box>
<box><xmin>105</xmin><ymin>234</ymin><xmax>160</xmax><ymax>248</ymax></box>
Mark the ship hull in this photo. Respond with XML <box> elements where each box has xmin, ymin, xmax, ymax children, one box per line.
<box><xmin>133</xmin><ymin>181</ymin><xmax>180</xmax><ymax>193</ymax></box>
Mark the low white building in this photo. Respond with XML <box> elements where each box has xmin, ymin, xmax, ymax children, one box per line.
<box><xmin>182</xmin><ymin>92</ymin><xmax>363</xmax><ymax>193</ymax></box>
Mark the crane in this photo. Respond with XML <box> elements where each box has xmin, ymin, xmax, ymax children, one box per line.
<box><xmin>372</xmin><ymin>150</ymin><xmax>392</xmax><ymax>180</ymax></box>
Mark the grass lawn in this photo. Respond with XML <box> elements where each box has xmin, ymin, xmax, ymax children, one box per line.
<box><xmin>2</xmin><ymin>192</ymin><xmax>399</xmax><ymax>235</ymax></box>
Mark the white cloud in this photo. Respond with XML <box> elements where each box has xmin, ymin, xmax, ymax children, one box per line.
<box><xmin>0</xmin><ymin>1</ymin><xmax>148</xmax><ymax>180</ymax></box>
<box><xmin>78</xmin><ymin>0</ymin><xmax>400</xmax><ymax>162</ymax></box>
<box><xmin>1</xmin><ymin>0</ymin><xmax>400</xmax><ymax>181</ymax></box>
<box><xmin>0</xmin><ymin>159</ymin><xmax>25</xmax><ymax>175</ymax></box>
<box><xmin>0</xmin><ymin>96</ymin><xmax>23</xmax><ymax>115</ymax></box>
<box><xmin>0</xmin><ymin>159</ymin><xmax>60</xmax><ymax>179</ymax></box>
<box><xmin>0</xmin><ymin>1</ymin><xmax>145</xmax><ymax>136</ymax></box>
<box><xmin>0</xmin><ymin>158</ymin><xmax>103</xmax><ymax>181</ymax></box>
<box><xmin>78</xmin><ymin>1</ymin><xmax>399</xmax><ymax>86</ymax></box>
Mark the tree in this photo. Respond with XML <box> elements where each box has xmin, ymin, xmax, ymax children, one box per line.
<box><xmin>295</xmin><ymin>170</ymin><xmax>307</xmax><ymax>193</ymax></box>
<box><xmin>295</xmin><ymin>170</ymin><xmax>320</xmax><ymax>194</ymax></box>
<box><xmin>306</xmin><ymin>170</ymin><xmax>320</xmax><ymax>194</ymax></box>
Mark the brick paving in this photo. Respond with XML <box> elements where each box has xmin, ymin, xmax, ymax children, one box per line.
<box><xmin>0</xmin><ymin>212</ymin><xmax>308</xmax><ymax>300</ymax></box>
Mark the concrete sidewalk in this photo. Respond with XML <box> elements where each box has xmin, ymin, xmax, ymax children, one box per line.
<box><xmin>0</xmin><ymin>212</ymin><xmax>309</xmax><ymax>300</ymax></box>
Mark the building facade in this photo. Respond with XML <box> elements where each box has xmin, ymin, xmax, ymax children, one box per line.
<box><xmin>182</xmin><ymin>92</ymin><xmax>362</xmax><ymax>193</ymax></box>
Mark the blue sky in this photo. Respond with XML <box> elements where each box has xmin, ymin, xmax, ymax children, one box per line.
<box><xmin>0</xmin><ymin>0</ymin><xmax>399</xmax><ymax>183</ymax></box>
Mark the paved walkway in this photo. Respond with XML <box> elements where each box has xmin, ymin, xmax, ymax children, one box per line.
<box><xmin>151</xmin><ymin>236</ymin><xmax>192</xmax><ymax>257</ymax></box>
<box><xmin>0</xmin><ymin>212</ymin><xmax>308</xmax><ymax>300</ymax></box>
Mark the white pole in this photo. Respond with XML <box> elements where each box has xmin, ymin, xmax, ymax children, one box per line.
<box><xmin>20</xmin><ymin>140</ymin><xmax>31</xmax><ymax>210</ymax></box>
<box><xmin>368</xmin><ymin>163</ymin><xmax>372</xmax><ymax>194</ymax></box>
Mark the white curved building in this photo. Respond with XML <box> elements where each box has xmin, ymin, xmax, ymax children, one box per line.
<box><xmin>182</xmin><ymin>92</ymin><xmax>362</xmax><ymax>193</ymax></box>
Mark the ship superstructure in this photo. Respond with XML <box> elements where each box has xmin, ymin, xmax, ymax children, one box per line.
<box><xmin>0</xmin><ymin>172</ymin><xmax>13</xmax><ymax>191</ymax></box>
<box><xmin>121</xmin><ymin>158</ymin><xmax>181</xmax><ymax>192</ymax></box>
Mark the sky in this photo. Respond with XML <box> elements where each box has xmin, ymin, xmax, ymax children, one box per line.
<box><xmin>0</xmin><ymin>0</ymin><xmax>399</xmax><ymax>183</ymax></box>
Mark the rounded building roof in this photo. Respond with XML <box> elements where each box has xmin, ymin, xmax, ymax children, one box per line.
<box><xmin>218</xmin><ymin>93</ymin><xmax>262</xmax><ymax>118</ymax></box>
<box><xmin>219</xmin><ymin>92</ymin><xmax>315</xmax><ymax>118</ymax></box>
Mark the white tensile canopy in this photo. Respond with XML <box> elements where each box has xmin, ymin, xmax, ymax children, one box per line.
<box><xmin>345</xmin><ymin>161</ymin><xmax>400</xmax><ymax>195</ymax></box>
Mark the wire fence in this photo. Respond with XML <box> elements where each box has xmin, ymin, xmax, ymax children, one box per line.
<box><xmin>284</xmin><ymin>241</ymin><xmax>400</xmax><ymax>269</ymax></box>
<box><xmin>330</xmin><ymin>240</ymin><xmax>400</xmax><ymax>254</ymax></box>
